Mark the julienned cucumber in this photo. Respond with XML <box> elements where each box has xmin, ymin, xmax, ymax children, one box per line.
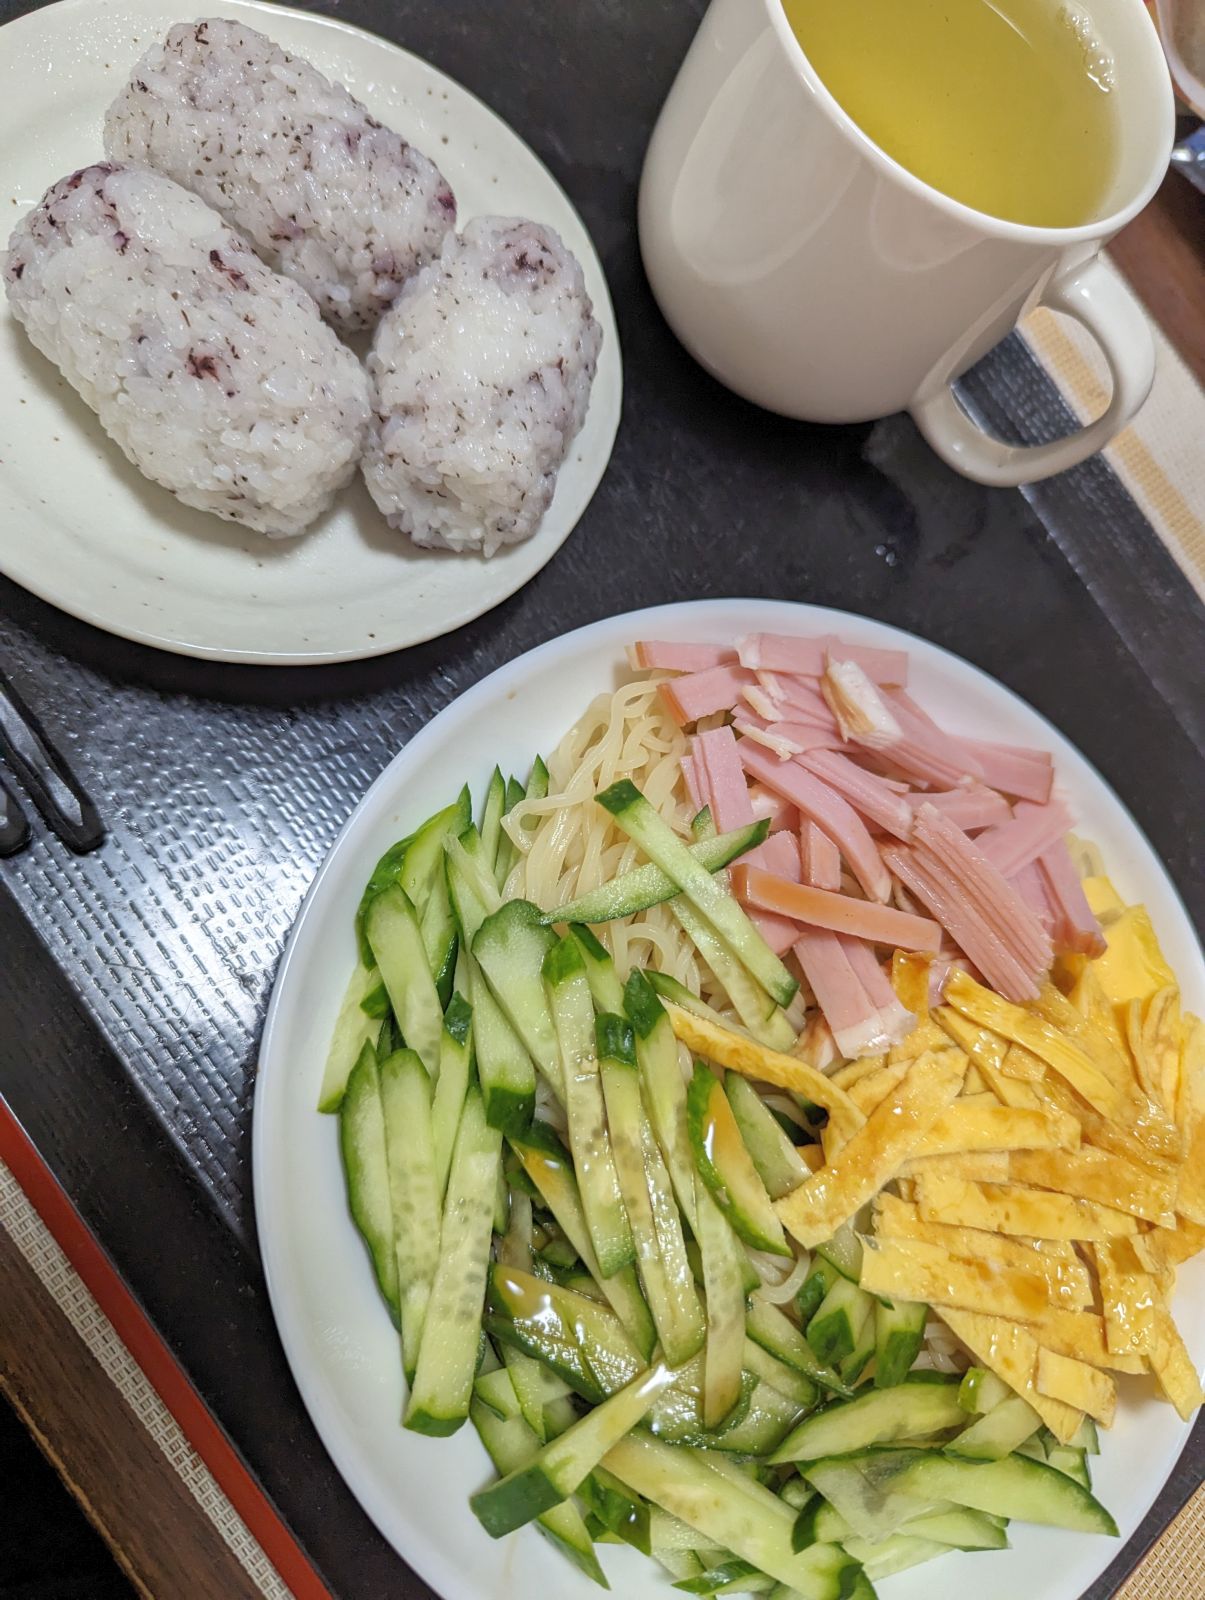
<box><xmin>446</xmin><ymin>828</ymin><xmax>503</xmax><ymax>947</ymax></box>
<box><xmin>744</xmin><ymin>1297</ymin><xmax>851</xmax><ymax>1399</ymax></box>
<box><xmin>948</xmin><ymin>1393</ymin><xmax>1043</xmax><ymax>1460</ymax></box>
<box><xmin>873</xmin><ymin>1298</ymin><xmax>928</xmax><ymax>1389</ymax></box>
<box><xmin>724</xmin><ymin>1072</ymin><xmax>813</xmax><ymax>1200</ymax></box>
<box><xmin>770</xmin><ymin>1375</ymin><xmax>965</xmax><ymax>1464</ymax></box>
<box><xmin>319</xmin><ymin>960</ymin><xmax>381</xmax><ymax>1112</ymax></box>
<box><xmin>473</xmin><ymin>900</ymin><xmax>562</xmax><ymax>1090</ymax></box>
<box><xmin>508</xmin><ymin>1121</ymin><xmax>656</xmax><ymax>1359</ymax></box>
<box><xmin>688</xmin><ymin>1063</ymin><xmax>790</xmax><ymax>1256</ymax></box>
<box><xmin>808</xmin><ymin>1277</ymin><xmax>873</xmax><ymax>1367</ymax></box>
<box><xmin>339</xmin><ymin>1043</ymin><xmax>399</xmax><ymax>1320</ymax></box>
<box><xmin>603</xmin><ymin>1433</ymin><xmax>860</xmax><ymax>1599</ymax></box>
<box><xmin>430</xmin><ymin>992</ymin><xmax>473</xmax><ymax>1197</ymax></box>
<box><xmin>379</xmin><ymin>1049</ymin><xmax>441</xmax><ymax>1385</ymax></box>
<box><xmin>541</xmin><ymin>820</ymin><xmax>769</xmax><ymax>927</ymax></box>
<box><xmin>596</xmin><ymin>1018</ymin><xmax>706</xmax><ymax>1367</ymax></box>
<box><xmin>471</xmin><ymin>1364</ymin><xmax>675</xmax><ymax>1537</ymax></box>
<box><xmin>405</xmin><ymin>1088</ymin><xmax>501</xmax><ymax>1436</ymax></box>
<box><xmin>693</xmin><ymin>1178</ymin><xmax>747</xmax><ymax>1431</ymax></box>
<box><xmin>596</xmin><ymin>781</ymin><xmax>797</xmax><ymax>1008</ymax></box>
<box><xmin>624</xmin><ymin>970</ymin><xmax>698</xmax><ymax>1232</ymax></box>
<box><xmin>544</xmin><ymin>939</ymin><xmax>635</xmax><ymax>1278</ymax></box>
<box><xmin>469</xmin><ymin>1399</ymin><xmax>607</xmax><ymax>1588</ymax></box>
<box><xmin>488</xmin><ymin>1265</ymin><xmax>642</xmax><ymax>1404</ymax></box>
<box><xmin>468</xmin><ymin>955</ymin><xmax>537</xmax><ymax>1134</ymax></box>
<box><xmin>355</xmin><ymin>789</ymin><xmax>470</xmax><ymax>961</ymax></box>
<box><xmin>364</xmin><ymin>886</ymin><xmax>443</xmax><ymax>1078</ymax></box>
<box><xmin>479</xmin><ymin>767</ymin><xmax>507</xmax><ymax>878</ymax></box>
<box><xmin>569</xmin><ymin>924</ymin><xmax>626</xmax><ymax>1013</ymax></box>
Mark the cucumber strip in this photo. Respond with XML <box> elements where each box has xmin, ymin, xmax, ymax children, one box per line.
<box><xmin>542</xmin><ymin>821</ymin><xmax>770</xmax><ymax>927</ymax></box>
<box><xmin>478</xmin><ymin>766</ymin><xmax>507</xmax><ymax>874</ymax></box>
<box><xmin>419</xmin><ymin>863</ymin><xmax>458</xmax><ymax>1010</ymax></box>
<box><xmin>1046</xmin><ymin>1445</ymin><xmax>1092</xmax><ymax>1490</ymax></box>
<box><xmin>473</xmin><ymin>1365</ymin><xmax>522</xmax><ymax>1420</ymax></box>
<box><xmin>796</xmin><ymin>1257</ymin><xmax>840</xmax><ymax>1325</ymax></box>
<box><xmin>338</xmin><ymin>1043</ymin><xmax>399</xmax><ymax>1318</ymax></box>
<box><xmin>724</xmin><ymin>1073</ymin><xmax>812</xmax><ymax>1200</ymax></box>
<box><xmin>544</xmin><ymin>939</ymin><xmax>634</xmax><ymax>1276</ymax></box>
<box><xmin>597</xmin><ymin>781</ymin><xmax>797</xmax><ymax>1007</ymax></box>
<box><xmin>495</xmin><ymin>775</ymin><xmax>527</xmax><ymax>886</ymax></box>
<box><xmin>743</xmin><ymin>1338</ymin><xmax>819</xmax><ymax>1412</ymax></box>
<box><xmin>598</xmin><ymin>1018</ymin><xmax>707</xmax><ymax>1367</ymax></box>
<box><xmin>745</xmin><ymin>1296</ymin><xmax>851</xmax><ymax>1399</ymax></box>
<box><xmin>467</xmin><ymin>955</ymin><xmax>536</xmax><ymax>1134</ymax></box>
<box><xmin>1071</xmin><ymin>1416</ymin><xmax>1101</xmax><ymax>1455</ymax></box>
<box><xmin>896</xmin><ymin>1451</ymin><xmax>1117</xmax><ymax>1533</ymax></box>
<box><xmin>792</xmin><ymin>1495</ymin><xmax>849</xmax><ymax>1549</ymax></box>
<box><xmin>474</xmin><ymin>900</ymin><xmax>562</xmax><ymax>1090</ymax></box>
<box><xmin>949</xmin><ymin>1394</ymin><xmax>1042</xmax><ymax>1460</ymax></box>
<box><xmin>471</xmin><ymin>1363</ymin><xmax>675</xmax><ymax>1537</ymax></box>
<box><xmin>365</xmin><ymin>886</ymin><xmax>443</xmax><ymax>1078</ymax></box>
<box><xmin>469</xmin><ymin>1399</ymin><xmax>608</xmax><ymax>1588</ymax></box>
<box><xmin>695</xmin><ymin>1180</ymin><xmax>748</xmax><ymax>1429</ymax></box>
<box><xmin>673</xmin><ymin>1558</ymin><xmax>762</xmax><ymax>1595</ymax></box>
<box><xmin>356</xmin><ymin>791</ymin><xmax>471</xmax><ymax>954</ymax></box>
<box><xmin>502</xmin><ymin>1344</ymin><xmax>555</xmax><ymax>1443</ymax></box>
<box><xmin>319</xmin><ymin>960</ymin><xmax>380</xmax><ymax>1112</ymax></box>
<box><xmin>404</xmin><ymin>1088</ymin><xmax>501</xmax><ymax>1435</ymax></box>
<box><xmin>509</xmin><ymin>1122</ymin><xmax>655</xmax><ymax>1358</ymax></box>
<box><xmin>431</xmin><ymin>992</ymin><xmax>473</xmax><ymax>1197</ymax></box>
<box><xmin>958</xmin><ymin>1367</ymin><xmax>1011</xmax><ymax>1415</ymax></box>
<box><xmin>688</xmin><ymin>1063</ymin><xmax>790</xmax><ymax>1256</ymax></box>
<box><xmin>800</xmin><ymin>1450</ymin><xmax>939</xmax><ymax>1542</ymax></box>
<box><xmin>815</xmin><ymin>1221</ymin><xmax>862</xmax><ymax>1283</ymax></box>
<box><xmin>604</xmin><ymin>1434</ymin><xmax>860</xmax><ymax>1599</ymax></box>
<box><xmin>446</xmin><ymin>830</ymin><xmax>502</xmax><ymax>948</ymax></box>
<box><xmin>359</xmin><ymin>978</ymin><xmax>391</xmax><ymax>1019</ymax></box>
<box><xmin>843</xmin><ymin>1533</ymin><xmax>947</xmax><ymax>1581</ymax></box>
<box><xmin>840</xmin><ymin>1308</ymin><xmax>877</xmax><ymax>1387</ymax></box>
<box><xmin>577</xmin><ymin>1465</ymin><xmax>652</xmax><ymax>1554</ymax></box>
<box><xmin>625</xmin><ymin>971</ymin><xmax>698</xmax><ymax>1232</ymax></box>
<box><xmin>569</xmin><ymin>924</ymin><xmax>627</xmax><ymax>1013</ymax></box>
<box><xmin>770</xmin><ymin>1375</ymin><xmax>965</xmax><ymax>1464</ymax></box>
<box><xmin>656</xmin><ymin>1549</ymin><xmax>706</xmax><ymax>1583</ymax></box>
<box><xmin>376</xmin><ymin>1013</ymin><xmax>402</xmax><ymax>1061</ymax></box>
<box><xmin>808</xmin><ymin>1278</ymin><xmax>873</xmax><ymax>1368</ymax></box>
<box><xmin>488</xmin><ymin>1264</ymin><xmax>642</xmax><ymax>1404</ymax></box>
<box><xmin>379</xmin><ymin>1049</ymin><xmax>441</xmax><ymax>1385</ymax></box>
<box><xmin>672</xmin><ymin>896</ymin><xmax>797</xmax><ymax>1050</ymax></box>
<box><xmin>873</xmin><ymin>1299</ymin><xmax>927</xmax><ymax>1389</ymax></box>
<box><xmin>902</xmin><ymin>1505</ymin><xmax>1009</xmax><ymax>1549</ymax></box>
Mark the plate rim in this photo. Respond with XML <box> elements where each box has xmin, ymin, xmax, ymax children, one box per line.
<box><xmin>253</xmin><ymin>597</ymin><xmax>1205</xmax><ymax>1600</ymax></box>
<box><xmin>0</xmin><ymin>0</ymin><xmax>623</xmax><ymax>666</ymax></box>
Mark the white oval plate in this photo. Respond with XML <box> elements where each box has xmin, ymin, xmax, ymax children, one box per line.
<box><xmin>255</xmin><ymin>600</ymin><xmax>1205</xmax><ymax>1600</ymax></box>
<box><xmin>0</xmin><ymin>0</ymin><xmax>621</xmax><ymax>664</ymax></box>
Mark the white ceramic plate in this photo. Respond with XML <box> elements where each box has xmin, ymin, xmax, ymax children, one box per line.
<box><xmin>255</xmin><ymin>600</ymin><xmax>1205</xmax><ymax>1600</ymax></box>
<box><xmin>0</xmin><ymin>0</ymin><xmax>621</xmax><ymax>664</ymax></box>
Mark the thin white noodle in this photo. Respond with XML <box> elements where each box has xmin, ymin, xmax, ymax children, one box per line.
<box><xmin>753</xmin><ymin>1251</ymin><xmax>812</xmax><ymax>1305</ymax></box>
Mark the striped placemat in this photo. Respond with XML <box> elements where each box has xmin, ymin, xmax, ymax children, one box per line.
<box><xmin>1022</xmin><ymin>253</ymin><xmax>1205</xmax><ymax>603</ymax></box>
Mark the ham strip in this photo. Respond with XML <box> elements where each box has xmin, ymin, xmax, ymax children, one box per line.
<box><xmin>681</xmin><ymin>753</ymin><xmax>704</xmax><ymax>813</ymax></box>
<box><xmin>794</xmin><ymin>930</ymin><xmax>895</xmax><ymax>1057</ymax></box>
<box><xmin>798</xmin><ymin>748</ymin><xmax>914</xmax><ymax>838</ymax></box>
<box><xmin>749</xmin><ymin>785</ymin><xmax>797</xmax><ymax>833</ymax></box>
<box><xmin>1038</xmin><ymin>842</ymin><xmax>1107</xmax><ymax>958</ymax></box>
<box><xmin>962</xmin><ymin>739</ymin><xmax>1055</xmax><ymax>804</ymax></box>
<box><xmin>631</xmin><ymin>641</ymin><xmax>736</xmax><ymax>673</ymax></box>
<box><xmin>731</xmin><ymin>866</ymin><xmax>942</xmax><ymax>952</ymax></box>
<box><xmin>734</xmin><ymin>713</ymin><xmax>841</xmax><ymax>758</ymax></box>
<box><xmin>1012</xmin><ymin>862</ymin><xmax>1057</xmax><ymax>932</ymax></box>
<box><xmin>912</xmin><ymin>803</ymin><xmax>1051</xmax><ymax>972</ymax></box>
<box><xmin>738</xmin><ymin>738</ymin><xmax>891</xmax><ymax>902</ymax></box>
<box><xmin>878</xmin><ymin>691</ymin><xmax>985</xmax><ymax>787</ymax></box>
<box><xmin>695</xmin><ymin>726</ymin><xmax>755</xmax><ymax>832</ymax></box>
<box><xmin>906</xmin><ymin>786</ymin><xmax>1012</xmax><ymax>832</ymax></box>
<box><xmin>881</xmin><ymin>842</ymin><xmax>1040</xmax><ymax>1003</ymax></box>
<box><xmin>802</xmin><ymin>822</ymin><xmax>842</xmax><ymax>891</ymax></box>
<box><xmin>739</xmin><ymin>633</ymin><xmax>909</xmax><ymax>685</ymax></box>
<box><xmin>976</xmin><ymin>800</ymin><xmax>1073</xmax><ymax>880</ymax></box>
<box><xmin>841</xmin><ymin>936</ymin><xmax>916</xmax><ymax>1046</ymax></box>
<box><xmin>739</xmin><ymin>831</ymin><xmax>803</xmax><ymax>955</ymax></box>
<box><xmin>660</xmin><ymin>664</ymin><xmax>754</xmax><ymax>726</ymax></box>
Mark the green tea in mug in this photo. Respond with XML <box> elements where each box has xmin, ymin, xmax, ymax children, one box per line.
<box><xmin>780</xmin><ymin>0</ymin><xmax>1119</xmax><ymax>227</ymax></box>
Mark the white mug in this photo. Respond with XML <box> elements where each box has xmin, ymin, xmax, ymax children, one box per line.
<box><xmin>638</xmin><ymin>0</ymin><xmax>1175</xmax><ymax>486</ymax></box>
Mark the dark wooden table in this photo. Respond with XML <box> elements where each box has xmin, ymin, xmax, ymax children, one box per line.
<box><xmin>1</xmin><ymin>4</ymin><xmax>1202</xmax><ymax>1599</ymax></box>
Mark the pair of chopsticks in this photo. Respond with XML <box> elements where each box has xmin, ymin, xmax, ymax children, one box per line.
<box><xmin>0</xmin><ymin>672</ymin><xmax>104</xmax><ymax>856</ymax></box>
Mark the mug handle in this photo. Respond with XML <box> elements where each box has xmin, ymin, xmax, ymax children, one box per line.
<box><xmin>908</xmin><ymin>257</ymin><xmax>1156</xmax><ymax>489</ymax></box>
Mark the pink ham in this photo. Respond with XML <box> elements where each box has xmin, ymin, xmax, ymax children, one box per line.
<box><xmin>976</xmin><ymin>800</ymin><xmax>1073</xmax><ymax>880</ymax></box>
<box><xmin>738</xmin><ymin>633</ymin><xmax>909</xmax><ymax>686</ymax></box>
<box><xmin>912</xmin><ymin>804</ymin><xmax>1051</xmax><ymax>972</ymax></box>
<box><xmin>738</xmin><ymin>738</ymin><xmax>892</xmax><ymax>903</ymax></box>
<box><xmin>798</xmin><ymin>748</ymin><xmax>914</xmax><ymax>838</ymax></box>
<box><xmin>631</xmin><ymin>641</ymin><xmax>736</xmax><ymax>673</ymax></box>
<box><xmin>771</xmin><ymin>676</ymin><xmax>838</xmax><ymax>729</ymax></box>
<box><xmin>802</xmin><ymin>822</ymin><xmax>842</xmax><ymax>891</ymax></box>
<box><xmin>660</xmin><ymin>665</ymin><xmax>754</xmax><ymax>726</ymax></box>
<box><xmin>695</xmin><ymin>726</ymin><xmax>755</xmax><ymax>832</ymax></box>
<box><xmin>841</xmin><ymin>936</ymin><xmax>916</xmax><ymax>1046</ymax></box>
<box><xmin>1038</xmin><ymin>842</ymin><xmax>1107</xmax><ymax>958</ymax></box>
<box><xmin>681</xmin><ymin>753</ymin><xmax>704</xmax><ymax>813</ymax></box>
<box><xmin>750</xmin><ymin>913</ymin><xmax>801</xmax><ymax>957</ymax></box>
<box><xmin>906</xmin><ymin>786</ymin><xmax>1012</xmax><ymax>832</ymax></box>
<box><xmin>734</xmin><ymin>713</ymin><xmax>841</xmax><ymax>758</ymax></box>
<box><xmin>731</xmin><ymin>866</ymin><xmax>942</xmax><ymax>952</ymax></box>
<box><xmin>882</xmin><ymin>843</ymin><xmax>1041</xmax><ymax>1004</ymax></box>
<box><xmin>738</xmin><ymin>831</ymin><xmax>803</xmax><ymax>954</ymax></box>
<box><xmin>961</xmin><ymin>740</ymin><xmax>1054</xmax><ymax>804</ymax></box>
<box><xmin>794</xmin><ymin>930</ymin><xmax>896</xmax><ymax>1057</ymax></box>
<box><xmin>1012</xmin><ymin>862</ymin><xmax>1057</xmax><ymax>932</ymax></box>
<box><xmin>749</xmin><ymin>785</ymin><xmax>798</xmax><ymax>833</ymax></box>
<box><xmin>876</xmin><ymin>692</ymin><xmax>985</xmax><ymax>788</ymax></box>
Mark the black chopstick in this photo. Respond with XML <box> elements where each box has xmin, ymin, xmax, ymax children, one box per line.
<box><xmin>0</xmin><ymin>772</ymin><xmax>30</xmax><ymax>856</ymax></box>
<box><xmin>0</xmin><ymin>673</ymin><xmax>104</xmax><ymax>854</ymax></box>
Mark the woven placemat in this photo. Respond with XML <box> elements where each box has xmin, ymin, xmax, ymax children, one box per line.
<box><xmin>1117</xmin><ymin>1483</ymin><xmax>1205</xmax><ymax>1599</ymax></box>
